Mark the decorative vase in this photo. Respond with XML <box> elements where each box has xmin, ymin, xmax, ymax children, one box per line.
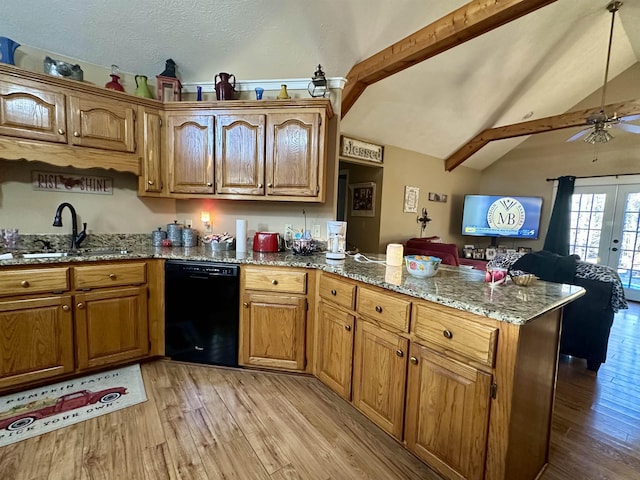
<box><xmin>277</xmin><ymin>84</ymin><xmax>290</xmax><ymax>99</ymax></box>
<box><xmin>0</xmin><ymin>37</ymin><xmax>20</xmax><ymax>65</ymax></box>
<box><xmin>134</xmin><ymin>75</ymin><xmax>154</xmax><ymax>98</ymax></box>
<box><xmin>105</xmin><ymin>65</ymin><xmax>124</xmax><ymax>92</ymax></box>
<box><xmin>215</xmin><ymin>72</ymin><xmax>236</xmax><ymax>100</ymax></box>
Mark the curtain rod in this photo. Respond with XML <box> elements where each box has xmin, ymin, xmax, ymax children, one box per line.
<box><xmin>546</xmin><ymin>172</ymin><xmax>640</xmax><ymax>182</ymax></box>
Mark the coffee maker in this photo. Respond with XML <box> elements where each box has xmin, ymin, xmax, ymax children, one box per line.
<box><xmin>326</xmin><ymin>221</ymin><xmax>347</xmax><ymax>260</ymax></box>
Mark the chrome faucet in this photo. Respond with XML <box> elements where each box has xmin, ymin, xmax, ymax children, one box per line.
<box><xmin>53</xmin><ymin>202</ymin><xmax>87</xmax><ymax>250</ymax></box>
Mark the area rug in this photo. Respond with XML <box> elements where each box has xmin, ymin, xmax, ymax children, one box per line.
<box><xmin>0</xmin><ymin>364</ymin><xmax>147</xmax><ymax>447</ymax></box>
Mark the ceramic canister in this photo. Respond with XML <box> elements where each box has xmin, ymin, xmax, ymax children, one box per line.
<box><xmin>166</xmin><ymin>221</ymin><xmax>183</xmax><ymax>247</ymax></box>
<box><xmin>182</xmin><ymin>227</ymin><xmax>197</xmax><ymax>247</ymax></box>
<box><xmin>151</xmin><ymin>227</ymin><xmax>167</xmax><ymax>247</ymax></box>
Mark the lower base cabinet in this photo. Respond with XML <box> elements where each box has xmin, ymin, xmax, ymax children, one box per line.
<box><xmin>404</xmin><ymin>342</ymin><xmax>492</xmax><ymax>480</ymax></box>
<box><xmin>352</xmin><ymin>320</ymin><xmax>408</xmax><ymax>440</ymax></box>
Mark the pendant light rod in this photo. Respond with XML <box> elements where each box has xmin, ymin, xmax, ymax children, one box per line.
<box><xmin>599</xmin><ymin>1</ymin><xmax>622</xmax><ymax>112</ymax></box>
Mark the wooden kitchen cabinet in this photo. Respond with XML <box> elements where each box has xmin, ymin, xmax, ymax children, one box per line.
<box><xmin>138</xmin><ymin>106</ymin><xmax>164</xmax><ymax>195</ymax></box>
<box><xmin>352</xmin><ymin>319</ymin><xmax>408</xmax><ymax>440</ymax></box>
<box><xmin>404</xmin><ymin>342</ymin><xmax>492</xmax><ymax>480</ymax></box>
<box><xmin>165</xmin><ymin>112</ymin><xmax>215</xmax><ymax>194</ymax></box>
<box><xmin>215</xmin><ymin>112</ymin><xmax>265</xmax><ymax>195</ymax></box>
<box><xmin>316</xmin><ymin>301</ymin><xmax>354</xmax><ymax>400</ymax></box>
<box><xmin>240</xmin><ymin>266</ymin><xmax>308</xmax><ymax>372</ymax></box>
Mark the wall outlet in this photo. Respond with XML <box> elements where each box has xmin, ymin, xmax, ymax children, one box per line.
<box><xmin>312</xmin><ymin>224</ymin><xmax>321</xmax><ymax>238</ymax></box>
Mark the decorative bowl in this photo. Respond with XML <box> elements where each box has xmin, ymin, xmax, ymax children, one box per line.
<box><xmin>509</xmin><ymin>273</ymin><xmax>538</xmax><ymax>286</ymax></box>
<box><xmin>405</xmin><ymin>255</ymin><xmax>441</xmax><ymax>278</ymax></box>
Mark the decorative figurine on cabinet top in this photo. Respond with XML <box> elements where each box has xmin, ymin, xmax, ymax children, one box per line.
<box><xmin>105</xmin><ymin>64</ymin><xmax>125</xmax><ymax>91</ymax></box>
<box><xmin>156</xmin><ymin>58</ymin><xmax>182</xmax><ymax>101</ymax></box>
<box><xmin>0</xmin><ymin>37</ymin><xmax>20</xmax><ymax>65</ymax></box>
<box><xmin>44</xmin><ymin>56</ymin><xmax>84</xmax><ymax>81</ymax></box>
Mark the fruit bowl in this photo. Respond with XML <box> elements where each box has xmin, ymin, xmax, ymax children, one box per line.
<box><xmin>405</xmin><ymin>255</ymin><xmax>441</xmax><ymax>278</ymax></box>
<box><xmin>509</xmin><ymin>273</ymin><xmax>538</xmax><ymax>286</ymax></box>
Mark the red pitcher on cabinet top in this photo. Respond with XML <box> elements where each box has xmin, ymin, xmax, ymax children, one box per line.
<box><xmin>215</xmin><ymin>72</ymin><xmax>236</xmax><ymax>100</ymax></box>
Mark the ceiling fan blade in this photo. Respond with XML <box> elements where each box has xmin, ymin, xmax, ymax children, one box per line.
<box><xmin>615</xmin><ymin>123</ymin><xmax>640</xmax><ymax>134</ymax></box>
<box><xmin>567</xmin><ymin>128</ymin><xmax>591</xmax><ymax>142</ymax></box>
<box><xmin>620</xmin><ymin>114</ymin><xmax>640</xmax><ymax>122</ymax></box>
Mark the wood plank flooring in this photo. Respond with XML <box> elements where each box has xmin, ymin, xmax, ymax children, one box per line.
<box><xmin>0</xmin><ymin>302</ymin><xmax>638</xmax><ymax>479</ymax></box>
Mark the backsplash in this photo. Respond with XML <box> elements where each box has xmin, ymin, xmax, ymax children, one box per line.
<box><xmin>7</xmin><ymin>233</ymin><xmax>153</xmax><ymax>252</ymax></box>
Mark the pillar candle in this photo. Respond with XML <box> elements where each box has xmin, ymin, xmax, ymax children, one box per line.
<box><xmin>386</xmin><ymin>243</ymin><xmax>404</xmax><ymax>266</ymax></box>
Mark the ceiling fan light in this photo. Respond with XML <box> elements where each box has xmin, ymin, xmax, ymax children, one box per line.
<box><xmin>583</xmin><ymin>129</ymin><xmax>614</xmax><ymax>144</ymax></box>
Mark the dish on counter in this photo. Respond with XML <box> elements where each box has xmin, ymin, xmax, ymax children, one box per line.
<box><xmin>405</xmin><ymin>254</ymin><xmax>441</xmax><ymax>278</ymax></box>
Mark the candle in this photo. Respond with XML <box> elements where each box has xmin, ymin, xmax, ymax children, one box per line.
<box><xmin>386</xmin><ymin>243</ymin><xmax>404</xmax><ymax>266</ymax></box>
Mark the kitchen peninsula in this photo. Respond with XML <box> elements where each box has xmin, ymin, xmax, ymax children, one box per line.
<box><xmin>0</xmin><ymin>244</ymin><xmax>584</xmax><ymax>480</ymax></box>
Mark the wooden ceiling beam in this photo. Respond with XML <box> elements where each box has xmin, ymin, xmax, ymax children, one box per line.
<box><xmin>444</xmin><ymin>98</ymin><xmax>640</xmax><ymax>171</ymax></box>
<box><xmin>341</xmin><ymin>0</ymin><xmax>558</xmax><ymax>117</ymax></box>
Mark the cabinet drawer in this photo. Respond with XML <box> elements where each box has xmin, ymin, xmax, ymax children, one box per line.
<box><xmin>357</xmin><ymin>286</ymin><xmax>411</xmax><ymax>332</ymax></box>
<box><xmin>73</xmin><ymin>262</ymin><xmax>146</xmax><ymax>289</ymax></box>
<box><xmin>0</xmin><ymin>267</ymin><xmax>70</xmax><ymax>296</ymax></box>
<box><xmin>412</xmin><ymin>303</ymin><xmax>498</xmax><ymax>367</ymax></box>
<box><xmin>243</xmin><ymin>267</ymin><xmax>307</xmax><ymax>294</ymax></box>
<box><xmin>319</xmin><ymin>274</ymin><xmax>356</xmax><ymax>310</ymax></box>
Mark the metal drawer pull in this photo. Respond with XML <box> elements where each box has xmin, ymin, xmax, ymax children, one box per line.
<box><xmin>345</xmin><ymin>324</ymin><xmax>351</xmax><ymax>331</ymax></box>
<box><xmin>375</xmin><ymin>305</ymin><xmax>383</xmax><ymax>313</ymax></box>
<box><xmin>243</xmin><ymin>302</ymin><xmax>249</xmax><ymax>308</ymax></box>
<box><xmin>57</xmin><ymin>128</ymin><xmax>65</xmax><ymax>135</ymax></box>
<box><xmin>148</xmin><ymin>180</ymin><xmax>154</xmax><ymax>185</ymax></box>
<box><xmin>396</xmin><ymin>349</ymin><xmax>404</xmax><ymax>357</ymax></box>
<box><xmin>271</xmin><ymin>279</ymin><xmax>278</xmax><ymax>285</ymax></box>
<box><xmin>109</xmin><ymin>273</ymin><xmax>117</xmax><ymax>280</ymax></box>
<box><xmin>73</xmin><ymin>131</ymin><xmax>80</xmax><ymax>137</ymax></box>
<box><xmin>331</xmin><ymin>289</ymin><xmax>337</xmax><ymax>296</ymax></box>
<box><xmin>62</xmin><ymin>305</ymin><xmax>70</xmax><ymax>311</ymax></box>
<box><xmin>443</xmin><ymin>329</ymin><xmax>453</xmax><ymax>339</ymax></box>
<box><xmin>21</xmin><ymin>280</ymin><xmax>30</xmax><ymax>288</ymax></box>
<box><xmin>77</xmin><ymin>302</ymin><xmax>84</xmax><ymax>309</ymax></box>
<box><xmin>410</xmin><ymin>356</ymin><xmax>418</xmax><ymax>365</ymax></box>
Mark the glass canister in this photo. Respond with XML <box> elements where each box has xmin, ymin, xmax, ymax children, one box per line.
<box><xmin>151</xmin><ymin>227</ymin><xmax>167</xmax><ymax>247</ymax></box>
<box><xmin>182</xmin><ymin>226</ymin><xmax>197</xmax><ymax>247</ymax></box>
<box><xmin>166</xmin><ymin>220</ymin><xmax>183</xmax><ymax>247</ymax></box>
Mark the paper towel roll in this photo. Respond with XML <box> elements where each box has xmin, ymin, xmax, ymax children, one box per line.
<box><xmin>236</xmin><ymin>219</ymin><xmax>247</xmax><ymax>253</ymax></box>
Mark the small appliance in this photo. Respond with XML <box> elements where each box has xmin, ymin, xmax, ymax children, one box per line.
<box><xmin>326</xmin><ymin>221</ymin><xmax>347</xmax><ymax>260</ymax></box>
<box><xmin>253</xmin><ymin>232</ymin><xmax>280</xmax><ymax>252</ymax></box>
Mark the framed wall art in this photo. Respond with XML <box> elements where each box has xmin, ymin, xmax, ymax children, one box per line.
<box><xmin>340</xmin><ymin>135</ymin><xmax>384</xmax><ymax>164</ymax></box>
<box><xmin>403</xmin><ymin>186</ymin><xmax>419</xmax><ymax>213</ymax></box>
<box><xmin>350</xmin><ymin>182</ymin><xmax>376</xmax><ymax>217</ymax></box>
<box><xmin>428</xmin><ymin>192</ymin><xmax>448</xmax><ymax>203</ymax></box>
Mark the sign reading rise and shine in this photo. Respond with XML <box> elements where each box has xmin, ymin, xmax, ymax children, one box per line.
<box><xmin>32</xmin><ymin>171</ymin><xmax>113</xmax><ymax>195</ymax></box>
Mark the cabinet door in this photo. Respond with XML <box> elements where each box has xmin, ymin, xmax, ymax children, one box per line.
<box><xmin>0</xmin><ymin>295</ymin><xmax>74</xmax><ymax>390</ymax></box>
<box><xmin>240</xmin><ymin>292</ymin><xmax>306</xmax><ymax>371</ymax></box>
<box><xmin>0</xmin><ymin>78</ymin><xmax>67</xmax><ymax>143</ymax></box>
<box><xmin>405</xmin><ymin>343</ymin><xmax>492</xmax><ymax>480</ymax></box>
<box><xmin>352</xmin><ymin>320</ymin><xmax>408</xmax><ymax>439</ymax></box>
<box><xmin>265</xmin><ymin>112</ymin><xmax>320</xmax><ymax>197</ymax></box>
<box><xmin>68</xmin><ymin>95</ymin><xmax>136</xmax><ymax>152</ymax></box>
<box><xmin>166</xmin><ymin>113</ymin><xmax>214</xmax><ymax>194</ymax></box>
<box><xmin>215</xmin><ymin>113</ymin><xmax>265</xmax><ymax>195</ymax></box>
<box><xmin>316</xmin><ymin>301</ymin><xmax>354</xmax><ymax>400</ymax></box>
<box><xmin>139</xmin><ymin>107</ymin><xmax>164</xmax><ymax>194</ymax></box>
<box><xmin>74</xmin><ymin>286</ymin><xmax>149</xmax><ymax>370</ymax></box>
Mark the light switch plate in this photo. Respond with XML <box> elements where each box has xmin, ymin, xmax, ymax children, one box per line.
<box><xmin>312</xmin><ymin>224</ymin><xmax>321</xmax><ymax>238</ymax></box>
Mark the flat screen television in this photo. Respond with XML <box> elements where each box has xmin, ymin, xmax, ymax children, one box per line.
<box><xmin>461</xmin><ymin>195</ymin><xmax>543</xmax><ymax>239</ymax></box>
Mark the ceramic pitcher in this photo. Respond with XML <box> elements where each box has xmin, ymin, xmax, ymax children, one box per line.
<box><xmin>0</xmin><ymin>37</ymin><xmax>20</xmax><ymax>65</ymax></box>
<box><xmin>134</xmin><ymin>75</ymin><xmax>154</xmax><ymax>99</ymax></box>
<box><xmin>215</xmin><ymin>72</ymin><xmax>236</xmax><ymax>100</ymax></box>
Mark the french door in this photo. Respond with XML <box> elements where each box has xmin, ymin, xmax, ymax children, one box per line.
<box><xmin>569</xmin><ymin>180</ymin><xmax>640</xmax><ymax>302</ymax></box>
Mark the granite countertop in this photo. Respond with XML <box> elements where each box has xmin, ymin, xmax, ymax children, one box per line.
<box><xmin>0</xmin><ymin>246</ymin><xmax>585</xmax><ymax>326</ymax></box>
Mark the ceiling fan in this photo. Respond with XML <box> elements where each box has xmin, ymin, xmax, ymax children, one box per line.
<box><xmin>568</xmin><ymin>1</ymin><xmax>640</xmax><ymax>144</ymax></box>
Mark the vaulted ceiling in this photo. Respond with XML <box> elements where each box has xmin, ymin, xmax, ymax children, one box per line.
<box><xmin>4</xmin><ymin>0</ymin><xmax>640</xmax><ymax>170</ymax></box>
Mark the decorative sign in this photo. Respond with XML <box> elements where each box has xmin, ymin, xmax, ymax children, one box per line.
<box><xmin>340</xmin><ymin>135</ymin><xmax>384</xmax><ymax>163</ymax></box>
<box><xmin>403</xmin><ymin>186</ymin><xmax>419</xmax><ymax>213</ymax></box>
<box><xmin>350</xmin><ymin>182</ymin><xmax>376</xmax><ymax>217</ymax></box>
<box><xmin>32</xmin><ymin>171</ymin><xmax>113</xmax><ymax>195</ymax></box>
<box><xmin>428</xmin><ymin>192</ymin><xmax>448</xmax><ymax>203</ymax></box>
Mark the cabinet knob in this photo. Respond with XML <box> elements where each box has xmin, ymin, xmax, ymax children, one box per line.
<box><xmin>207</xmin><ymin>182</ymin><xmax>212</xmax><ymax>187</ymax></box>
<box><xmin>345</xmin><ymin>324</ymin><xmax>351</xmax><ymax>331</ymax></box>
<box><xmin>73</xmin><ymin>131</ymin><xmax>80</xmax><ymax>137</ymax></box>
<box><xmin>62</xmin><ymin>305</ymin><xmax>70</xmax><ymax>311</ymax></box>
<box><xmin>258</xmin><ymin>183</ymin><xmax>263</xmax><ymax>188</ymax></box>
<box><xmin>148</xmin><ymin>180</ymin><xmax>154</xmax><ymax>185</ymax></box>
<box><xmin>331</xmin><ymin>289</ymin><xmax>337</xmax><ymax>296</ymax></box>
<box><xmin>109</xmin><ymin>273</ymin><xmax>117</xmax><ymax>280</ymax></box>
<box><xmin>267</xmin><ymin>183</ymin><xmax>273</xmax><ymax>188</ymax></box>
<box><xmin>271</xmin><ymin>279</ymin><xmax>278</xmax><ymax>285</ymax></box>
<box><xmin>57</xmin><ymin>128</ymin><xmax>65</xmax><ymax>135</ymax></box>
<box><xmin>396</xmin><ymin>349</ymin><xmax>404</xmax><ymax>357</ymax></box>
<box><xmin>375</xmin><ymin>305</ymin><xmax>383</xmax><ymax>313</ymax></box>
<box><xmin>77</xmin><ymin>302</ymin><xmax>85</xmax><ymax>309</ymax></box>
<box><xmin>410</xmin><ymin>356</ymin><xmax>418</xmax><ymax>365</ymax></box>
<box><xmin>243</xmin><ymin>302</ymin><xmax>249</xmax><ymax>308</ymax></box>
<box><xmin>443</xmin><ymin>329</ymin><xmax>453</xmax><ymax>339</ymax></box>
<box><xmin>21</xmin><ymin>280</ymin><xmax>30</xmax><ymax>288</ymax></box>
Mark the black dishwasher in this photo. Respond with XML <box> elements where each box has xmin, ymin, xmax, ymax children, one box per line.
<box><xmin>164</xmin><ymin>260</ymin><xmax>239</xmax><ymax>367</ymax></box>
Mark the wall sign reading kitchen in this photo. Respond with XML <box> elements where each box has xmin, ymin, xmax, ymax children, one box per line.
<box><xmin>340</xmin><ymin>135</ymin><xmax>384</xmax><ymax>164</ymax></box>
<box><xmin>31</xmin><ymin>171</ymin><xmax>113</xmax><ymax>195</ymax></box>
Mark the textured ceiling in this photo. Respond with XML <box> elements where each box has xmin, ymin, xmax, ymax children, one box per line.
<box><xmin>3</xmin><ymin>0</ymin><xmax>640</xmax><ymax>170</ymax></box>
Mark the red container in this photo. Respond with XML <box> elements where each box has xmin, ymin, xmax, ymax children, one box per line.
<box><xmin>252</xmin><ymin>232</ymin><xmax>280</xmax><ymax>252</ymax></box>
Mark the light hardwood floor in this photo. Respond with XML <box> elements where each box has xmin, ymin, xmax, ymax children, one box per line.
<box><xmin>1</xmin><ymin>302</ymin><xmax>638</xmax><ymax>479</ymax></box>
